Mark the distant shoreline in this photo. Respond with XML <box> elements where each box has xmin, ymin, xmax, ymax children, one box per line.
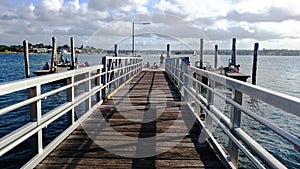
<box><xmin>1</xmin><ymin>49</ymin><xmax>300</xmax><ymax>56</ymax></box>
<box><xmin>0</xmin><ymin>52</ymin><xmax>50</xmax><ymax>54</ymax></box>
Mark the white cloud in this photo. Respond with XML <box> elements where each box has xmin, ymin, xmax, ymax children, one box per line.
<box><xmin>154</xmin><ymin>0</ymin><xmax>179</xmax><ymax>13</ymax></box>
<box><xmin>37</xmin><ymin>0</ymin><xmax>63</xmax><ymax>12</ymax></box>
<box><xmin>0</xmin><ymin>0</ymin><xmax>299</xmax><ymax>49</ymax></box>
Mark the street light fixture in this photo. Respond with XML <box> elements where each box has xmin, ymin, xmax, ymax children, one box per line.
<box><xmin>132</xmin><ymin>22</ymin><xmax>151</xmax><ymax>57</ymax></box>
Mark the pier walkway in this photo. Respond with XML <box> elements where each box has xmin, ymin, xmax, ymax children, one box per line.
<box><xmin>36</xmin><ymin>70</ymin><xmax>225</xmax><ymax>169</ymax></box>
<box><xmin>1</xmin><ymin>56</ymin><xmax>299</xmax><ymax>169</ymax></box>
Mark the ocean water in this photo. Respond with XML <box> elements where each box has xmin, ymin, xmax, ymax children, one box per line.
<box><xmin>0</xmin><ymin>53</ymin><xmax>299</xmax><ymax>168</ymax></box>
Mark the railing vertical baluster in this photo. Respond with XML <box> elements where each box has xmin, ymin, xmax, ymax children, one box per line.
<box><xmin>67</xmin><ymin>76</ymin><xmax>75</xmax><ymax>125</ymax></box>
<box><xmin>29</xmin><ymin>85</ymin><xmax>43</xmax><ymax>155</ymax></box>
<box><xmin>229</xmin><ymin>89</ymin><xmax>243</xmax><ymax>167</ymax></box>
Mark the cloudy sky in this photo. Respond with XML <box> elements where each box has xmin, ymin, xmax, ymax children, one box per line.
<box><xmin>0</xmin><ymin>0</ymin><xmax>300</xmax><ymax>50</ymax></box>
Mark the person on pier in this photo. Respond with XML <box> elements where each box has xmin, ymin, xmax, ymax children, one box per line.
<box><xmin>60</xmin><ymin>54</ymin><xmax>64</xmax><ymax>63</ymax></box>
<box><xmin>160</xmin><ymin>53</ymin><xmax>165</xmax><ymax>67</ymax></box>
<box><xmin>43</xmin><ymin>62</ymin><xmax>50</xmax><ymax>70</ymax></box>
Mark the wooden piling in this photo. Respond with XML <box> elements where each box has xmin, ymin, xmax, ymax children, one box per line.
<box><xmin>23</xmin><ymin>40</ymin><xmax>30</xmax><ymax>78</ymax></box>
<box><xmin>252</xmin><ymin>43</ymin><xmax>259</xmax><ymax>85</ymax></box>
<box><xmin>231</xmin><ymin>38</ymin><xmax>236</xmax><ymax>65</ymax></box>
<box><xmin>167</xmin><ymin>44</ymin><xmax>170</xmax><ymax>58</ymax></box>
<box><xmin>70</xmin><ymin>37</ymin><xmax>75</xmax><ymax>70</ymax></box>
<box><xmin>214</xmin><ymin>45</ymin><xmax>218</xmax><ymax>69</ymax></box>
<box><xmin>50</xmin><ymin>37</ymin><xmax>57</xmax><ymax>72</ymax></box>
<box><xmin>114</xmin><ymin>44</ymin><xmax>118</xmax><ymax>57</ymax></box>
<box><xmin>200</xmin><ymin>38</ymin><xmax>203</xmax><ymax>69</ymax></box>
<box><xmin>115</xmin><ymin>44</ymin><xmax>120</xmax><ymax>67</ymax></box>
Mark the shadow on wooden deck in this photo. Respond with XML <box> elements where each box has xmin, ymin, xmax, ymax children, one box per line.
<box><xmin>36</xmin><ymin>71</ymin><xmax>225</xmax><ymax>169</ymax></box>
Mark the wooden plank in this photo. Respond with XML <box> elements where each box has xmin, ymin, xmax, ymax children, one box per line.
<box><xmin>37</xmin><ymin>71</ymin><xmax>225</xmax><ymax>169</ymax></box>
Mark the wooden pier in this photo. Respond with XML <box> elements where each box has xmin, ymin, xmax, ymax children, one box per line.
<box><xmin>1</xmin><ymin>56</ymin><xmax>299</xmax><ymax>169</ymax></box>
<box><xmin>36</xmin><ymin>70</ymin><xmax>225</xmax><ymax>169</ymax></box>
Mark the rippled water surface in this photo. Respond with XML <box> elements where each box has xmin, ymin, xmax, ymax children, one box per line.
<box><xmin>0</xmin><ymin>54</ymin><xmax>299</xmax><ymax>168</ymax></box>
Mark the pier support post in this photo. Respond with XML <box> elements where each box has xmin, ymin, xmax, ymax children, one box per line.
<box><xmin>23</xmin><ymin>40</ymin><xmax>30</xmax><ymax>78</ymax></box>
<box><xmin>114</xmin><ymin>44</ymin><xmax>118</xmax><ymax>57</ymax></box>
<box><xmin>50</xmin><ymin>37</ymin><xmax>57</xmax><ymax>72</ymax></box>
<box><xmin>167</xmin><ymin>44</ymin><xmax>171</xmax><ymax>58</ymax></box>
<box><xmin>70</xmin><ymin>37</ymin><xmax>76</xmax><ymax>70</ymax></box>
<box><xmin>231</xmin><ymin>38</ymin><xmax>236</xmax><ymax>65</ymax></box>
<box><xmin>200</xmin><ymin>38</ymin><xmax>203</xmax><ymax>69</ymax></box>
<box><xmin>252</xmin><ymin>43</ymin><xmax>259</xmax><ymax>85</ymax></box>
<box><xmin>214</xmin><ymin>45</ymin><xmax>218</xmax><ymax>69</ymax></box>
<box><xmin>229</xmin><ymin>89</ymin><xmax>243</xmax><ymax>167</ymax></box>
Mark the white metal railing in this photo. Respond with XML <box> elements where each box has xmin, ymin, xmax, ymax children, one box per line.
<box><xmin>165</xmin><ymin>57</ymin><xmax>300</xmax><ymax>169</ymax></box>
<box><xmin>0</xmin><ymin>56</ymin><xmax>143</xmax><ymax>168</ymax></box>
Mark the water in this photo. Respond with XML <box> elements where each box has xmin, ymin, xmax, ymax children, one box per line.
<box><xmin>0</xmin><ymin>53</ymin><xmax>299</xmax><ymax>168</ymax></box>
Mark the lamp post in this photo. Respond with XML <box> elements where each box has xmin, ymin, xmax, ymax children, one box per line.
<box><xmin>132</xmin><ymin>22</ymin><xmax>150</xmax><ymax>57</ymax></box>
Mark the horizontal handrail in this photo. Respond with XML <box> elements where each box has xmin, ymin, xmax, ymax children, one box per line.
<box><xmin>0</xmin><ymin>56</ymin><xmax>143</xmax><ymax>168</ymax></box>
<box><xmin>165</xmin><ymin>57</ymin><xmax>299</xmax><ymax>169</ymax></box>
<box><xmin>189</xmin><ymin>66</ymin><xmax>300</xmax><ymax>117</ymax></box>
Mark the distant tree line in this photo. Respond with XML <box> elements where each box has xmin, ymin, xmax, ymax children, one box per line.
<box><xmin>0</xmin><ymin>45</ymin><xmax>23</xmax><ymax>53</ymax></box>
<box><xmin>1</xmin><ymin>43</ymin><xmax>300</xmax><ymax>56</ymax></box>
<box><xmin>0</xmin><ymin>43</ymin><xmax>52</xmax><ymax>53</ymax></box>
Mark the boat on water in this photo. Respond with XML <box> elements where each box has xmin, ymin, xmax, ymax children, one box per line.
<box><xmin>33</xmin><ymin>50</ymin><xmax>76</xmax><ymax>76</ymax></box>
<box><xmin>33</xmin><ymin>67</ymin><xmax>69</xmax><ymax>76</ymax></box>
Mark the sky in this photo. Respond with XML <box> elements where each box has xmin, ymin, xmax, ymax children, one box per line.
<box><xmin>0</xmin><ymin>0</ymin><xmax>300</xmax><ymax>50</ymax></box>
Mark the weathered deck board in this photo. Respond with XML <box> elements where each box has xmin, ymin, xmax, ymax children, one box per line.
<box><xmin>37</xmin><ymin>71</ymin><xmax>225</xmax><ymax>169</ymax></box>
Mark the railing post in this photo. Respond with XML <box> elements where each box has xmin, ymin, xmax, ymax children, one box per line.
<box><xmin>193</xmin><ymin>72</ymin><xmax>200</xmax><ymax>117</ymax></box>
<box><xmin>101</xmin><ymin>56</ymin><xmax>107</xmax><ymax>100</ymax></box>
<box><xmin>125</xmin><ymin>58</ymin><xmax>128</xmax><ymax>82</ymax></box>
<box><xmin>229</xmin><ymin>89</ymin><xmax>243</xmax><ymax>167</ymax></box>
<box><xmin>183</xmin><ymin>57</ymin><xmax>189</xmax><ymax>102</ymax></box>
<box><xmin>29</xmin><ymin>85</ymin><xmax>42</xmax><ymax>155</ymax></box>
<box><xmin>96</xmin><ymin>68</ymin><xmax>101</xmax><ymax>103</ymax></box>
<box><xmin>175</xmin><ymin>59</ymin><xmax>180</xmax><ymax>86</ymax></box>
<box><xmin>67</xmin><ymin>76</ymin><xmax>75</xmax><ymax>125</ymax></box>
<box><xmin>206</xmin><ymin>79</ymin><xmax>215</xmax><ymax>132</ymax></box>
<box><xmin>166</xmin><ymin>58</ymin><xmax>169</xmax><ymax>75</ymax></box>
<box><xmin>86</xmin><ymin>71</ymin><xmax>91</xmax><ymax>111</ymax></box>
